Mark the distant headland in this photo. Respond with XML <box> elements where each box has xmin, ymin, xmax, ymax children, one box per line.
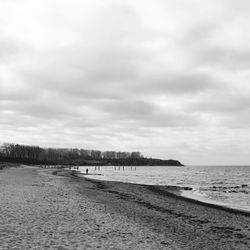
<box><xmin>0</xmin><ymin>143</ymin><xmax>184</xmax><ymax>166</ymax></box>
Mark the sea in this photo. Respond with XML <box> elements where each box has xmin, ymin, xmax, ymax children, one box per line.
<box><xmin>78</xmin><ymin>165</ymin><xmax>250</xmax><ymax>212</ymax></box>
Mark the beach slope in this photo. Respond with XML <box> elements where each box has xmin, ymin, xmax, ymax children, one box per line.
<box><xmin>0</xmin><ymin>166</ymin><xmax>249</xmax><ymax>249</ymax></box>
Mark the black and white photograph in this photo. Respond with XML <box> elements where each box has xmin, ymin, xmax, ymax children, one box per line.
<box><xmin>0</xmin><ymin>0</ymin><xmax>249</xmax><ymax>249</ymax></box>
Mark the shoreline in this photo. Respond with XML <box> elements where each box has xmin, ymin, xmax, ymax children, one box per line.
<box><xmin>148</xmin><ymin>184</ymin><xmax>250</xmax><ymax>216</ymax></box>
<box><xmin>78</xmin><ymin>171</ymin><xmax>250</xmax><ymax>216</ymax></box>
<box><xmin>59</xmin><ymin>169</ymin><xmax>250</xmax><ymax>248</ymax></box>
<box><xmin>1</xmin><ymin>166</ymin><xmax>250</xmax><ymax>249</ymax></box>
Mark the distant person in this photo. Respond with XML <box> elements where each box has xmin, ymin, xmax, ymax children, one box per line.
<box><xmin>86</xmin><ymin>168</ymin><xmax>89</xmax><ymax>175</ymax></box>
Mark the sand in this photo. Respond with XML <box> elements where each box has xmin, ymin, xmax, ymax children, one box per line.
<box><xmin>0</xmin><ymin>166</ymin><xmax>249</xmax><ymax>249</ymax></box>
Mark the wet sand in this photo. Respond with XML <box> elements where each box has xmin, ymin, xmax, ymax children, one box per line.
<box><xmin>0</xmin><ymin>166</ymin><xmax>249</xmax><ymax>249</ymax></box>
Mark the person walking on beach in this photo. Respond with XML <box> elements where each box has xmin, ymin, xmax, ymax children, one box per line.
<box><xmin>86</xmin><ymin>168</ymin><xmax>89</xmax><ymax>175</ymax></box>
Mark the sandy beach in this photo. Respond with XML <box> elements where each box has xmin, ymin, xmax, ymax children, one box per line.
<box><xmin>0</xmin><ymin>166</ymin><xmax>249</xmax><ymax>249</ymax></box>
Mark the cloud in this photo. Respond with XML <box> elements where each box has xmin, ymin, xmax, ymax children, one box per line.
<box><xmin>197</xmin><ymin>48</ymin><xmax>250</xmax><ymax>71</ymax></box>
<box><xmin>0</xmin><ymin>39</ymin><xmax>20</xmax><ymax>62</ymax></box>
<box><xmin>1</xmin><ymin>0</ymin><xmax>250</xmax><ymax>164</ymax></box>
<box><xmin>137</xmin><ymin>72</ymin><xmax>220</xmax><ymax>95</ymax></box>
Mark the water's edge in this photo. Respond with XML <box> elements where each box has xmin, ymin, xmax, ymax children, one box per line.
<box><xmin>81</xmin><ymin>173</ymin><xmax>250</xmax><ymax>216</ymax></box>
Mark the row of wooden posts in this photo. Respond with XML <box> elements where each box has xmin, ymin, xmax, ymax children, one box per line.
<box><xmin>39</xmin><ymin>165</ymin><xmax>136</xmax><ymax>171</ymax></box>
<box><xmin>113</xmin><ymin>166</ymin><xmax>137</xmax><ymax>171</ymax></box>
<box><xmin>40</xmin><ymin>165</ymin><xmax>79</xmax><ymax>169</ymax></box>
<box><xmin>94</xmin><ymin>166</ymin><xmax>136</xmax><ymax>171</ymax></box>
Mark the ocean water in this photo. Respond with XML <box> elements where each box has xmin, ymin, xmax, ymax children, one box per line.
<box><xmin>78</xmin><ymin>165</ymin><xmax>250</xmax><ymax>212</ymax></box>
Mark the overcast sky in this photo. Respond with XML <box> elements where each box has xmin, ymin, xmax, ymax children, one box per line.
<box><xmin>1</xmin><ymin>0</ymin><xmax>250</xmax><ymax>165</ymax></box>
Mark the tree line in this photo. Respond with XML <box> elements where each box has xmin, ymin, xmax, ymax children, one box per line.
<box><xmin>0</xmin><ymin>143</ymin><xmax>183</xmax><ymax>166</ymax></box>
<box><xmin>0</xmin><ymin>143</ymin><xmax>143</xmax><ymax>165</ymax></box>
